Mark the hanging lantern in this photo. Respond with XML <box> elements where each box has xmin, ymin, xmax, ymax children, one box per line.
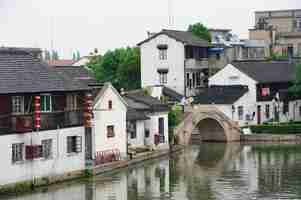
<box><xmin>84</xmin><ymin>93</ymin><xmax>93</xmax><ymax>128</ymax></box>
<box><xmin>34</xmin><ymin>96</ymin><xmax>41</xmax><ymax>129</ymax></box>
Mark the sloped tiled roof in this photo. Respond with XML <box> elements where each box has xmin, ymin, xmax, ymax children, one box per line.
<box><xmin>0</xmin><ymin>47</ymin><xmax>89</xmax><ymax>94</ymax></box>
<box><xmin>53</xmin><ymin>66</ymin><xmax>98</xmax><ymax>87</ymax></box>
<box><xmin>125</xmin><ymin>91</ymin><xmax>169</xmax><ymax>112</ymax></box>
<box><xmin>138</xmin><ymin>29</ymin><xmax>210</xmax><ymax>47</ymax></box>
<box><xmin>232</xmin><ymin>61</ymin><xmax>295</xmax><ymax>83</ymax></box>
<box><xmin>194</xmin><ymin>85</ymin><xmax>249</xmax><ymax>104</ymax></box>
<box><xmin>127</xmin><ymin>109</ymin><xmax>150</xmax><ymax>121</ymax></box>
<box><xmin>163</xmin><ymin>86</ymin><xmax>184</xmax><ymax>102</ymax></box>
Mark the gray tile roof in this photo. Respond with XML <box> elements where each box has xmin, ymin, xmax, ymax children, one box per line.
<box><xmin>232</xmin><ymin>61</ymin><xmax>295</xmax><ymax>83</ymax></box>
<box><xmin>125</xmin><ymin>91</ymin><xmax>169</xmax><ymax>112</ymax></box>
<box><xmin>53</xmin><ymin>66</ymin><xmax>98</xmax><ymax>87</ymax></box>
<box><xmin>138</xmin><ymin>29</ymin><xmax>210</xmax><ymax>47</ymax></box>
<box><xmin>127</xmin><ymin>109</ymin><xmax>150</xmax><ymax>121</ymax></box>
<box><xmin>194</xmin><ymin>85</ymin><xmax>249</xmax><ymax>104</ymax></box>
<box><xmin>163</xmin><ymin>86</ymin><xmax>184</xmax><ymax>102</ymax></box>
<box><xmin>0</xmin><ymin>47</ymin><xmax>90</xmax><ymax>94</ymax></box>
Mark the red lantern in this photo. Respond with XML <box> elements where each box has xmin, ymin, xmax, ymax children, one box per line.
<box><xmin>34</xmin><ymin>96</ymin><xmax>41</xmax><ymax>129</ymax></box>
<box><xmin>84</xmin><ymin>93</ymin><xmax>93</xmax><ymax>128</ymax></box>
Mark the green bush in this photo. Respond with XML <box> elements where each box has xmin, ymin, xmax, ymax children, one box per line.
<box><xmin>248</xmin><ymin>124</ymin><xmax>301</xmax><ymax>134</ymax></box>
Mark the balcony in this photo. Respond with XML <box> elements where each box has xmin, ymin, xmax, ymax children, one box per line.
<box><xmin>0</xmin><ymin>110</ymin><xmax>84</xmax><ymax>135</ymax></box>
<box><xmin>185</xmin><ymin>58</ymin><xmax>209</xmax><ymax>69</ymax></box>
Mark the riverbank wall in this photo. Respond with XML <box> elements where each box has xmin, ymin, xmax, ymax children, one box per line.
<box><xmin>241</xmin><ymin>134</ymin><xmax>301</xmax><ymax>142</ymax></box>
<box><xmin>0</xmin><ymin>145</ymin><xmax>184</xmax><ymax>196</ymax></box>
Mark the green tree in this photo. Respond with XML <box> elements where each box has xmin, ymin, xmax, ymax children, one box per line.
<box><xmin>76</xmin><ymin>50</ymin><xmax>81</xmax><ymax>60</ymax></box>
<box><xmin>188</xmin><ymin>22</ymin><xmax>212</xmax><ymax>42</ymax></box>
<box><xmin>51</xmin><ymin>50</ymin><xmax>59</xmax><ymax>60</ymax></box>
<box><xmin>87</xmin><ymin>47</ymin><xmax>141</xmax><ymax>90</ymax></box>
<box><xmin>72</xmin><ymin>52</ymin><xmax>76</xmax><ymax>60</ymax></box>
<box><xmin>290</xmin><ymin>62</ymin><xmax>301</xmax><ymax>98</ymax></box>
<box><xmin>44</xmin><ymin>50</ymin><xmax>51</xmax><ymax>61</ymax></box>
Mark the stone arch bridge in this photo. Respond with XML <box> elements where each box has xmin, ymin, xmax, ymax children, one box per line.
<box><xmin>175</xmin><ymin>105</ymin><xmax>241</xmax><ymax>145</ymax></box>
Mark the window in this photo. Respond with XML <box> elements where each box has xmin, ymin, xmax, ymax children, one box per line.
<box><xmin>12</xmin><ymin>143</ymin><xmax>24</xmax><ymax>163</ymax></box>
<box><xmin>238</xmin><ymin>106</ymin><xmax>244</xmax><ymax>120</ymax></box>
<box><xmin>299</xmin><ymin>106</ymin><xmax>301</xmax><ymax>116</ymax></box>
<box><xmin>186</xmin><ymin>73</ymin><xmax>190</xmax><ymax>87</ymax></box>
<box><xmin>12</xmin><ymin>96</ymin><xmax>24</xmax><ymax>113</ymax></box>
<box><xmin>41</xmin><ymin>95</ymin><xmax>52</xmax><ymax>112</ymax></box>
<box><xmin>107</xmin><ymin>125</ymin><xmax>115</xmax><ymax>138</ymax></box>
<box><xmin>196</xmin><ymin>72</ymin><xmax>201</xmax><ymax>87</ymax></box>
<box><xmin>265</xmin><ymin>104</ymin><xmax>270</xmax><ymax>119</ymax></box>
<box><xmin>158</xmin><ymin>72</ymin><xmax>168</xmax><ymax>84</ymax></box>
<box><xmin>66</xmin><ymin>94</ymin><xmax>77</xmax><ymax>110</ymax></box>
<box><xmin>283</xmin><ymin>102</ymin><xmax>289</xmax><ymax>114</ymax></box>
<box><xmin>192</xmin><ymin>73</ymin><xmax>196</xmax><ymax>88</ymax></box>
<box><xmin>42</xmin><ymin>139</ymin><xmax>52</xmax><ymax>159</ymax></box>
<box><xmin>216</xmin><ymin>53</ymin><xmax>221</xmax><ymax>60</ymax></box>
<box><xmin>127</xmin><ymin>121</ymin><xmax>136</xmax><ymax>139</ymax></box>
<box><xmin>145</xmin><ymin>129</ymin><xmax>150</xmax><ymax>138</ymax></box>
<box><xmin>159</xmin><ymin>49</ymin><xmax>167</xmax><ymax>60</ymax></box>
<box><xmin>108</xmin><ymin>100</ymin><xmax>112</xmax><ymax>110</ymax></box>
<box><xmin>67</xmin><ymin>136</ymin><xmax>82</xmax><ymax>153</ymax></box>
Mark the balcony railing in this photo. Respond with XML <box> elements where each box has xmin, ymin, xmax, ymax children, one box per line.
<box><xmin>185</xmin><ymin>58</ymin><xmax>209</xmax><ymax>69</ymax></box>
<box><xmin>0</xmin><ymin>110</ymin><xmax>84</xmax><ymax>135</ymax></box>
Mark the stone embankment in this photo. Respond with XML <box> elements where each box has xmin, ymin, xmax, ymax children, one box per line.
<box><xmin>241</xmin><ymin>134</ymin><xmax>301</xmax><ymax>142</ymax></box>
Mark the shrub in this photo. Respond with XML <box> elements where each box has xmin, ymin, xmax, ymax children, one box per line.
<box><xmin>247</xmin><ymin>124</ymin><xmax>301</xmax><ymax>134</ymax></box>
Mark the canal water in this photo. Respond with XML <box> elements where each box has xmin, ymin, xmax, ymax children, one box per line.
<box><xmin>5</xmin><ymin>143</ymin><xmax>301</xmax><ymax>200</ymax></box>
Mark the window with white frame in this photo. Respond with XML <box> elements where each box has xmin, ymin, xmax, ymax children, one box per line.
<box><xmin>238</xmin><ymin>106</ymin><xmax>244</xmax><ymax>120</ymax></box>
<box><xmin>41</xmin><ymin>95</ymin><xmax>52</xmax><ymax>112</ymax></box>
<box><xmin>66</xmin><ymin>94</ymin><xmax>77</xmax><ymax>110</ymax></box>
<box><xmin>12</xmin><ymin>143</ymin><xmax>24</xmax><ymax>163</ymax></box>
<box><xmin>67</xmin><ymin>136</ymin><xmax>82</xmax><ymax>153</ymax></box>
<box><xmin>159</xmin><ymin>49</ymin><xmax>167</xmax><ymax>60</ymax></box>
<box><xmin>42</xmin><ymin>139</ymin><xmax>52</xmax><ymax>159</ymax></box>
<box><xmin>12</xmin><ymin>96</ymin><xmax>24</xmax><ymax>114</ymax></box>
<box><xmin>158</xmin><ymin>72</ymin><xmax>168</xmax><ymax>85</ymax></box>
<box><xmin>107</xmin><ymin>125</ymin><xmax>115</xmax><ymax>138</ymax></box>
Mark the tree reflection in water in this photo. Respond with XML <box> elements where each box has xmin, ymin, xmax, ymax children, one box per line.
<box><xmin>4</xmin><ymin>143</ymin><xmax>301</xmax><ymax>200</ymax></box>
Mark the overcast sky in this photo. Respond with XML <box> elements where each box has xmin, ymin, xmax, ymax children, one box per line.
<box><xmin>0</xmin><ymin>0</ymin><xmax>299</xmax><ymax>58</ymax></box>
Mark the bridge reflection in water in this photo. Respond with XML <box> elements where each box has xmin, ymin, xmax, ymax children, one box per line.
<box><xmin>5</xmin><ymin>144</ymin><xmax>301</xmax><ymax>200</ymax></box>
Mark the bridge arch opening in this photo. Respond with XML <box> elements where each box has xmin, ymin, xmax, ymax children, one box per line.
<box><xmin>195</xmin><ymin>118</ymin><xmax>227</xmax><ymax>142</ymax></box>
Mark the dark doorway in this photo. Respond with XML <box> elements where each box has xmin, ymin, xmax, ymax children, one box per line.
<box><xmin>257</xmin><ymin>105</ymin><xmax>261</xmax><ymax>124</ymax></box>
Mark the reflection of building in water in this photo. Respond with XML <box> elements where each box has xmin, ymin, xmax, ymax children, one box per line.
<box><xmin>128</xmin><ymin>159</ymin><xmax>170</xmax><ymax>198</ymax></box>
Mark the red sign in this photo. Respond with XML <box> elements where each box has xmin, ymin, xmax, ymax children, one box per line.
<box><xmin>261</xmin><ymin>88</ymin><xmax>270</xmax><ymax>97</ymax></box>
<box><xmin>34</xmin><ymin>96</ymin><xmax>41</xmax><ymax>129</ymax></box>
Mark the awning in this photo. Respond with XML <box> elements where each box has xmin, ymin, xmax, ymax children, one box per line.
<box><xmin>157</xmin><ymin>44</ymin><xmax>168</xmax><ymax>50</ymax></box>
<box><xmin>208</xmin><ymin>48</ymin><xmax>224</xmax><ymax>53</ymax></box>
<box><xmin>157</xmin><ymin>68</ymin><xmax>169</xmax><ymax>73</ymax></box>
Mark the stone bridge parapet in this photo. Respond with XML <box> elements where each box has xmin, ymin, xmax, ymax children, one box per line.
<box><xmin>175</xmin><ymin>105</ymin><xmax>241</xmax><ymax>145</ymax></box>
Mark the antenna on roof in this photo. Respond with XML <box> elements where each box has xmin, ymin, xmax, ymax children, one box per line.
<box><xmin>168</xmin><ymin>0</ymin><xmax>174</xmax><ymax>29</ymax></box>
<box><xmin>50</xmin><ymin>16</ymin><xmax>54</xmax><ymax>51</ymax></box>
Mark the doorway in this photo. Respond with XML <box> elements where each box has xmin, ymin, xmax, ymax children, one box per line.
<box><xmin>257</xmin><ymin>105</ymin><xmax>261</xmax><ymax>124</ymax></box>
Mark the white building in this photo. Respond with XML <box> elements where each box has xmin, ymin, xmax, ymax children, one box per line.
<box><xmin>0</xmin><ymin>48</ymin><xmax>129</xmax><ymax>187</ymax></box>
<box><xmin>92</xmin><ymin>83</ymin><xmax>128</xmax><ymax>160</ymax></box>
<box><xmin>123</xmin><ymin>90</ymin><xmax>170</xmax><ymax>150</ymax></box>
<box><xmin>194</xmin><ymin>61</ymin><xmax>300</xmax><ymax>126</ymax></box>
<box><xmin>138</xmin><ymin>29</ymin><xmax>211</xmax><ymax>97</ymax></box>
<box><xmin>0</xmin><ymin>47</ymin><xmax>92</xmax><ymax>187</ymax></box>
